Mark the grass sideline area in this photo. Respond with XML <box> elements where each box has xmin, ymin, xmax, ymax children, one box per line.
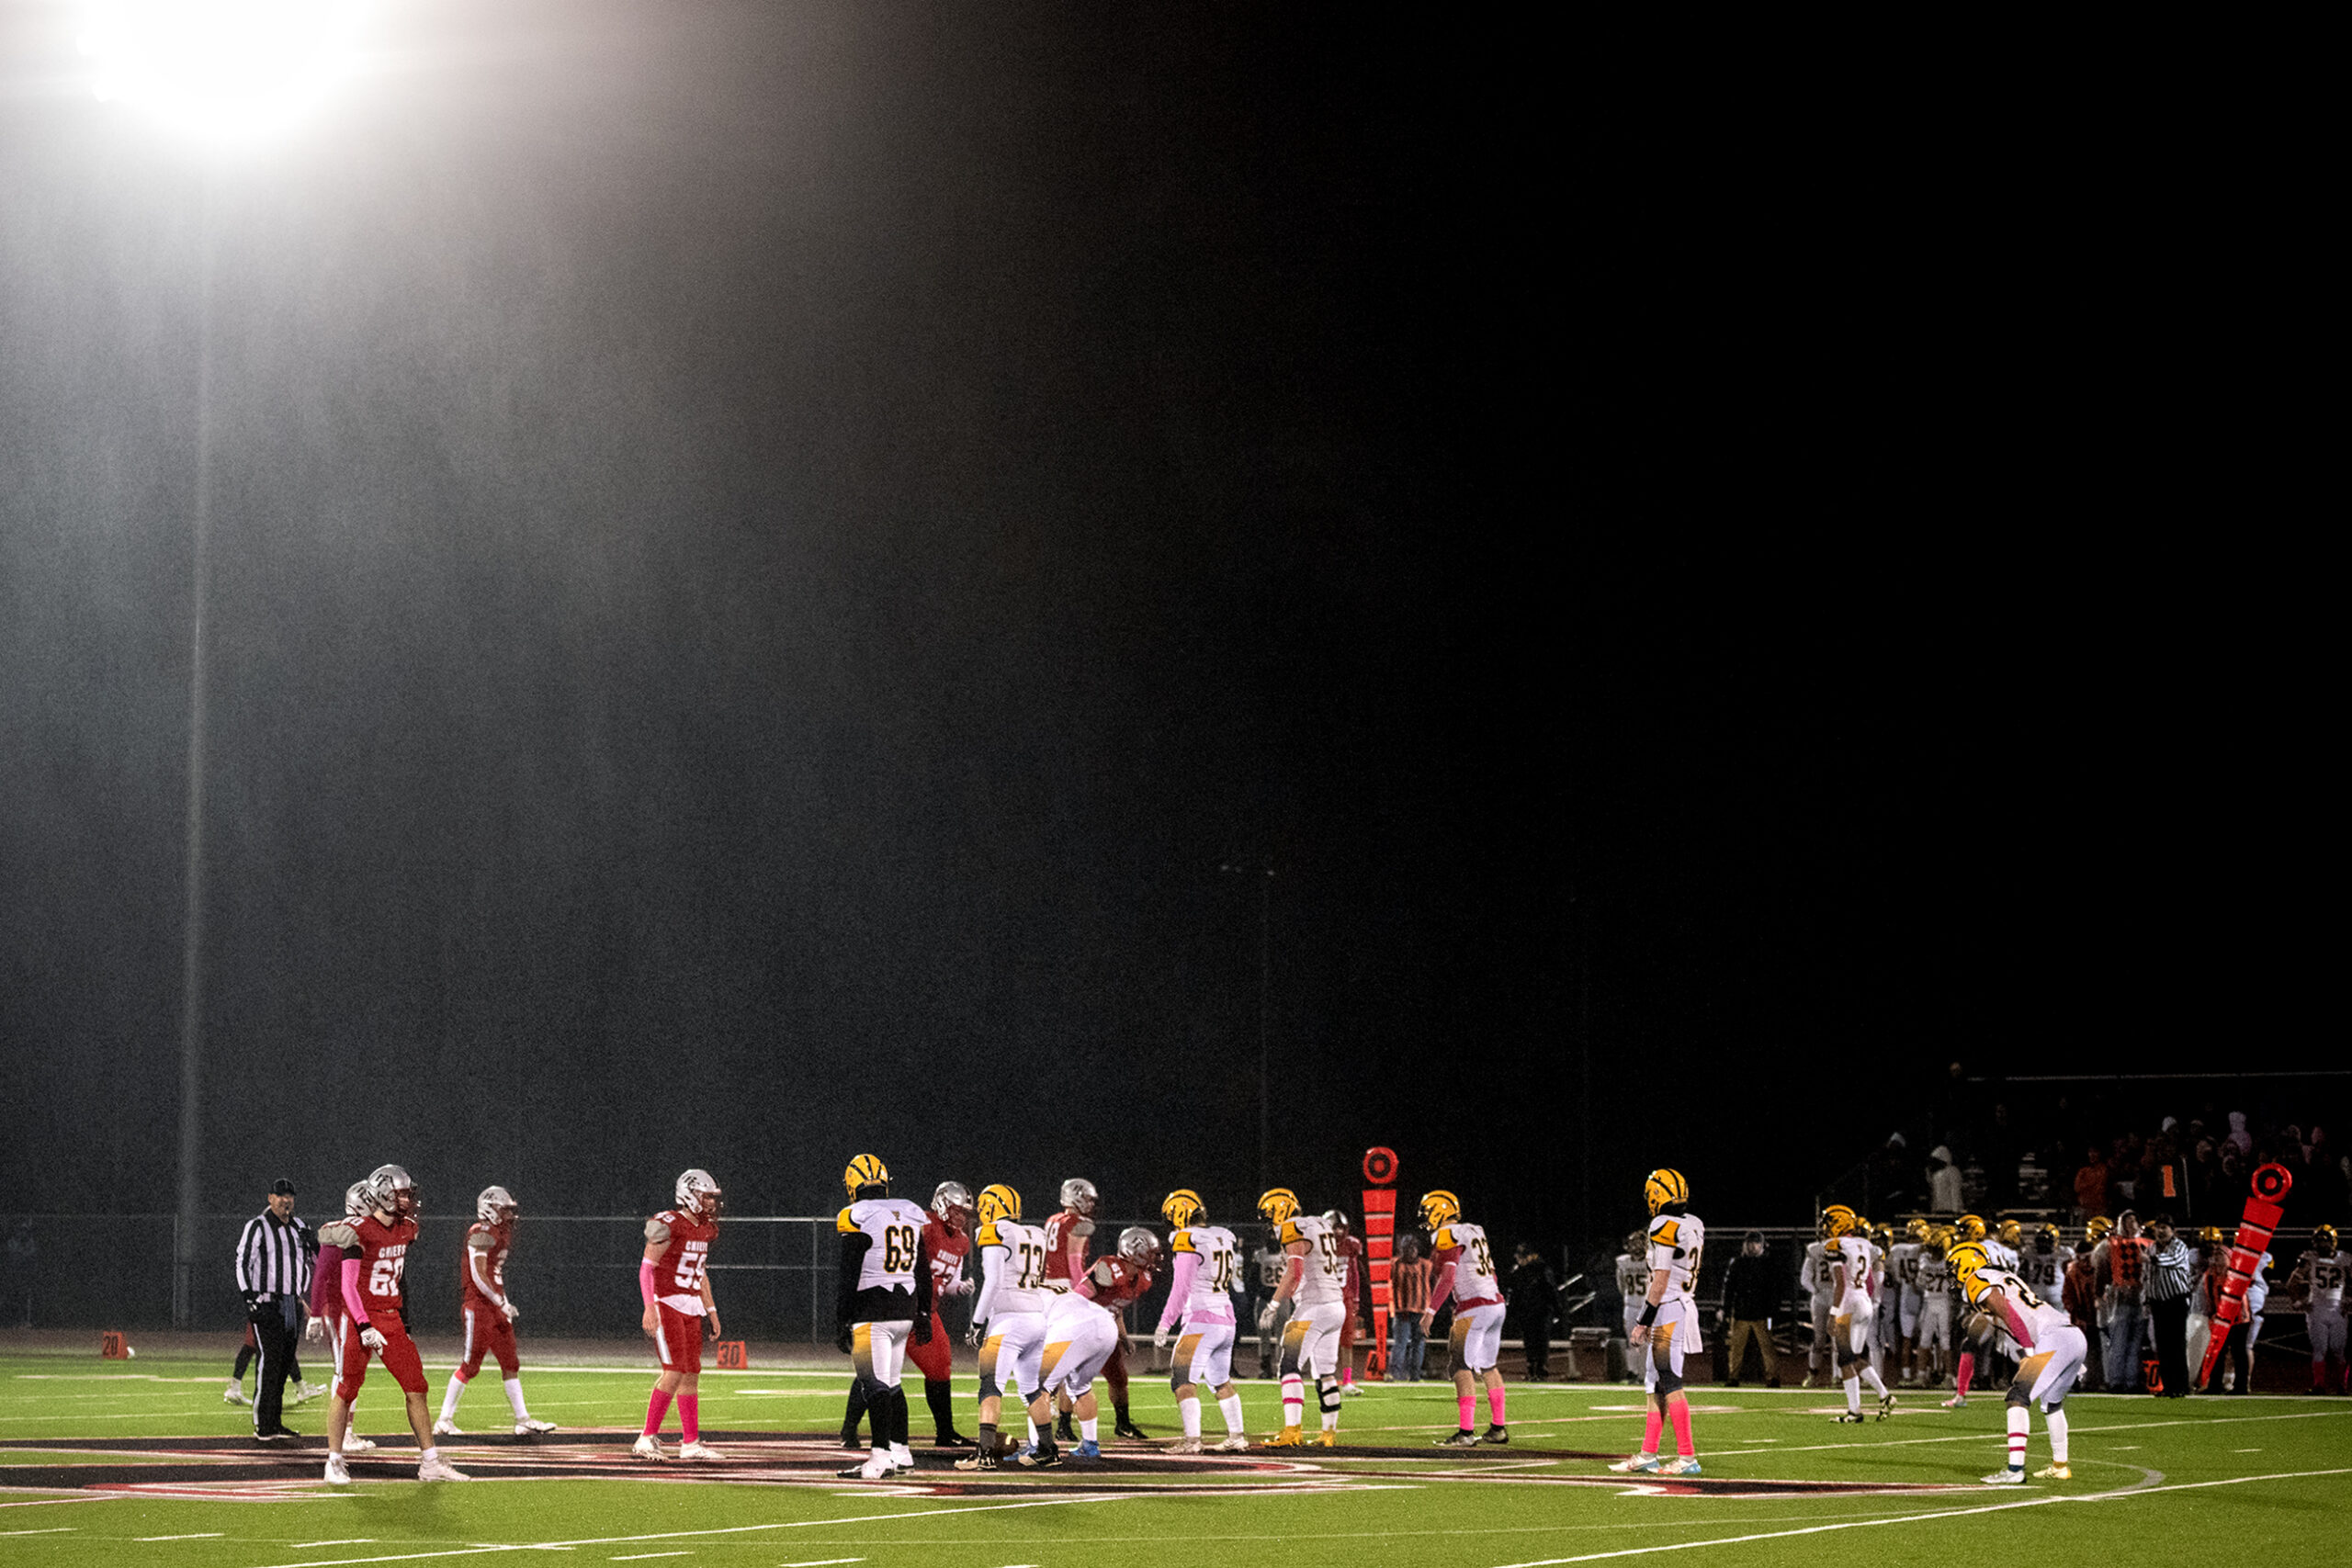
<box><xmin>2</xmin><ymin>1353</ymin><xmax>2348</xmax><ymax>1567</ymax></box>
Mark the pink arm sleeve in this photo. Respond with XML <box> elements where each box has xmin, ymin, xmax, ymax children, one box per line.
<box><xmin>1996</xmin><ymin>1291</ymin><xmax>2036</xmax><ymax>1349</ymax></box>
<box><xmin>309</xmin><ymin>1244</ymin><xmax>341</xmax><ymax>1316</ymax></box>
<box><xmin>339</xmin><ymin>1256</ymin><xmax>369</xmax><ymax>1323</ymax></box>
<box><xmin>1075</xmin><ymin>1260</ymin><xmax>1102</xmax><ymax>1301</ymax></box>
<box><xmin>1159</xmin><ymin>1252</ymin><xmax>1200</xmax><ymax>1330</ymax></box>
<box><xmin>1429</xmin><ymin>1255</ymin><xmax>1460</xmax><ymax>1313</ymax></box>
<box><xmin>639</xmin><ymin>1258</ymin><xmax>659</xmax><ymax>1309</ymax></box>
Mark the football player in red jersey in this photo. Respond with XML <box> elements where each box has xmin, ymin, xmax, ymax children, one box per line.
<box><xmin>303</xmin><ymin>1182</ymin><xmax>379</xmax><ymax>1453</ymax></box>
<box><xmin>434</xmin><ymin>1186</ymin><xmax>556</xmax><ymax>1438</ymax></box>
<box><xmin>317</xmin><ymin>1165</ymin><xmax>467</xmax><ymax>1484</ymax></box>
<box><xmin>635</xmin><ymin>1169</ymin><xmax>726</xmax><ymax>1462</ymax></box>
<box><xmin>842</xmin><ymin>1181</ymin><xmax>977</xmax><ymax>1449</ymax></box>
<box><xmin>1328</xmin><ymin>1211</ymin><xmax>1366</xmax><ymax>1394</ymax></box>
<box><xmin>1042</xmin><ymin>1178</ymin><xmax>1148</xmax><ymax>1439</ymax></box>
<box><xmin>1080</xmin><ymin>1226</ymin><xmax>1162</xmax><ymax>1446</ymax></box>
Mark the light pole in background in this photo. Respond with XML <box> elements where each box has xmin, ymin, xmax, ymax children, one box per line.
<box><xmin>1220</xmin><ymin>862</ymin><xmax>1275</xmax><ymax>1192</ymax></box>
<box><xmin>77</xmin><ymin>0</ymin><xmax>363</xmax><ymax>1326</ymax></box>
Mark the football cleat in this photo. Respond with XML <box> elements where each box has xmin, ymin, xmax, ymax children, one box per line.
<box><xmin>1118</xmin><ymin>1226</ymin><xmax>1160</xmax><ymax>1270</ymax></box>
<box><xmin>366</xmin><ymin>1165</ymin><xmax>418</xmax><ymax>1221</ymax></box>
<box><xmin>1480</xmin><ymin>1425</ymin><xmax>1509</xmax><ymax>1444</ymax></box>
<box><xmin>631</xmin><ymin>1434</ymin><xmax>668</xmax><ymax>1461</ymax></box>
<box><xmin>1309</xmin><ymin>1429</ymin><xmax>1338</xmax><ymax>1447</ymax></box>
<box><xmin>1168</xmin><ymin>1436</ymin><xmax>1204</xmax><ymax>1454</ymax></box>
<box><xmin>953</xmin><ymin>1448</ymin><xmax>1000</xmax><ymax>1471</ymax></box>
<box><xmin>1060</xmin><ymin>1177</ymin><xmax>1100</xmax><ymax>1215</ymax></box>
<box><xmin>1419</xmin><ymin>1190</ymin><xmax>1461</xmax><ymax>1231</ymax></box>
<box><xmin>432</xmin><ymin>1420</ymin><xmax>463</xmax><ymax>1437</ymax></box>
<box><xmin>1344</xmin><ymin>1382</ymin><xmax>1366</xmax><ymax>1396</ymax></box>
<box><xmin>977</xmin><ymin>1183</ymin><xmax>1022</xmax><ymax>1225</ymax></box>
<box><xmin>932</xmin><ymin>1429</ymin><xmax>976</xmax><ymax>1447</ymax></box>
<box><xmin>1056</xmin><ymin>1413</ymin><xmax>1077</xmax><ymax>1442</ymax></box>
<box><xmin>1263</xmin><ymin>1424</ymin><xmax>1307</xmax><ymax>1447</ymax></box>
<box><xmin>676</xmin><ymin>1168</ymin><xmax>723</xmax><ymax>1218</ymax></box>
<box><xmin>1073</xmin><ymin>1438</ymin><xmax>1102</xmax><ymax>1461</ymax></box>
<box><xmin>1435</xmin><ymin>1427</ymin><xmax>1480</xmax><ymax>1447</ymax></box>
<box><xmin>1258</xmin><ymin>1188</ymin><xmax>1301</xmax><ymax>1225</ymax></box>
<box><xmin>1942</xmin><ymin>1393</ymin><xmax>1968</xmax><ymax>1409</ymax></box>
<box><xmin>1608</xmin><ymin>1453</ymin><xmax>1661</xmax><ymax>1473</ymax></box>
<box><xmin>322</xmin><ymin>1453</ymin><xmax>351</xmax><ymax>1484</ymax></box>
<box><xmin>344</xmin><ymin>1435</ymin><xmax>377</xmax><ymax>1452</ymax></box>
<box><xmin>889</xmin><ymin>1442</ymin><xmax>913</xmax><ymax>1469</ymax></box>
<box><xmin>1981</xmin><ymin>1466</ymin><xmax>2026</xmax><ymax>1485</ymax></box>
<box><xmin>931</xmin><ymin>1180</ymin><xmax>973</xmax><ymax>1223</ymax></box>
<box><xmin>841</xmin><ymin>1452</ymin><xmax>897</xmax><ymax>1480</ymax></box>
<box><xmin>679</xmin><ymin>1439</ymin><xmax>723</xmax><ymax>1460</ymax></box>
<box><xmin>515</xmin><ymin>1417</ymin><xmax>556</xmax><ymax>1434</ymax></box>
<box><xmin>223</xmin><ymin>1380</ymin><xmax>247</xmax><ymax>1404</ymax></box>
<box><xmin>1657</xmin><ymin>1456</ymin><xmax>1702</xmax><ymax>1476</ymax></box>
<box><xmin>1834</xmin><ymin>1412</ymin><xmax>1865</xmax><ymax>1424</ymax></box>
<box><xmin>1877</xmin><ymin>1393</ymin><xmax>1896</xmax><ymax>1421</ymax></box>
<box><xmin>1161</xmin><ymin>1188</ymin><xmax>1204</xmax><ymax>1228</ymax></box>
<box><xmin>1114</xmin><ymin>1416</ymin><xmax>1149</xmax><ymax>1440</ymax></box>
<box><xmin>1644</xmin><ymin>1168</ymin><xmax>1689</xmax><ymax>1215</ymax></box>
<box><xmin>294</xmin><ymin>1381</ymin><xmax>328</xmax><ymax>1404</ymax></box>
<box><xmin>417</xmin><ymin>1453</ymin><xmax>470</xmax><ymax>1482</ymax></box>
<box><xmin>839</xmin><ymin>1428</ymin><xmax>865</xmax><ymax>1450</ymax></box>
<box><xmin>1017</xmin><ymin>1444</ymin><xmax>1061</xmax><ymax>1469</ymax></box>
<box><xmin>2032</xmin><ymin>1462</ymin><xmax>2072</xmax><ymax>1480</ymax></box>
<box><xmin>1211</xmin><ymin>1434</ymin><xmax>1250</xmax><ymax>1451</ymax></box>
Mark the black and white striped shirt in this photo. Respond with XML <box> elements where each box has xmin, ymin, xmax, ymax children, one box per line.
<box><xmin>233</xmin><ymin>1212</ymin><xmax>312</xmax><ymax>1301</ymax></box>
<box><xmin>2145</xmin><ymin>1237</ymin><xmax>2194</xmax><ymax>1303</ymax></box>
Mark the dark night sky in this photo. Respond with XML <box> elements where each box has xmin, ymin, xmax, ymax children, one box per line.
<box><xmin>0</xmin><ymin>6</ymin><xmax>2312</xmax><ymax>1247</ymax></box>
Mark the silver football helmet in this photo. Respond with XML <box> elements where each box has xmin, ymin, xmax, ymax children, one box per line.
<box><xmin>1322</xmin><ymin>1209</ymin><xmax>1351</xmax><ymax>1235</ymax></box>
<box><xmin>344</xmin><ymin>1181</ymin><xmax>370</xmax><ymax>1219</ymax></box>
<box><xmin>1060</xmin><ymin>1177</ymin><xmax>1099</xmax><ymax>1216</ymax></box>
<box><xmin>477</xmin><ymin>1185</ymin><xmax>517</xmax><ymax>1225</ymax></box>
<box><xmin>1117</xmin><ymin>1225</ymin><xmax>1160</xmax><ymax>1269</ymax></box>
<box><xmin>932</xmin><ymin>1181</ymin><xmax>974</xmax><ymax>1222</ymax></box>
<box><xmin>365</xmin><ymin>1165</ymin><xmax>416</xmax><ymax>1220</ymax></box>
<box><xmin>675</xmin><ymin>1168</ymin><xmax>722</xmax><ymax>1220</ymax></box>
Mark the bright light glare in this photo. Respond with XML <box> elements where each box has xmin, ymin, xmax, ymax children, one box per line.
<box><xmin>81</xmin><ymin>0</ymin><xmax>362</xmax><ymax>141</ymax></box>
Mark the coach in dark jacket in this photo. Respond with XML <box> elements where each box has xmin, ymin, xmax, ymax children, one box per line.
<box><xmin>1506</xmin><ymin>1245</ymin><xmax>1559</xmax><ymax>1380</ymax></box>
<box><xmin>1720</xmin><ymin>1231</ymin><xmax>1782</xmax><ymax>1386</ymax></box>
<box><xmin>233</xmin><ymin>1179</ymin><xmax>311</xmax><ymax>1441</ymax></box>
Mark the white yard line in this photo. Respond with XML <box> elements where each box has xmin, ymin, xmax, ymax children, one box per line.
<box><xmin>1487</xmin><ymin>1467</ymin><xmax>2352</xmax><ymax>1565</ymax></box>
<box><xmin>1702</xmin><ymin>1405</ymin><xmax>2352</xmax><ymax>1459</ymax></box>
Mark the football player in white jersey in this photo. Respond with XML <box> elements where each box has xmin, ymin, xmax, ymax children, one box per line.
<box><xmin>1871</xmin><ymin>1224</ymin><xmax>1900</xmax><ymax>1377</ymax></box>
<box><xmin>2288</xmin><ymin>1224</ymin><xmax>2349</xmax><ymax>1394</ymax></box>
<box><xmin>1989</xmin><ymin>1219</ymin><xmax>2022</xmax><ymax>1270</ymax></box>
<box><xmin>1608</xmin><ymin>1168</ymin><xmax>1703</xmax><ymax>1477</ymax></box>
<box><xmin>1914</xmin><ymin>1227</ymin><xmax>1954</xmax><ymax>1387</ymax></box>
<box><xmin>1615</xmin><ymin>1232</ymin><xmax>1651</xmax><ymax>1383</ymax></box>
<box><xmin>1891</xmin><ymin>1218</ymin><xmax>1926</xmax><ymax>1385</ymax></box>
<box><xmin>1799</xmin><ymin>1229</ymin><xmax>1830</xmax><ymax>1387</ymax></box>
<box><xmin>1419</xmin><ymin>1190</ymin><xmax>1509</xmax><ymax>1447</ymax></box>
<box><xmin>833</xmin><ymin>1156</ymin><xmax>933</xmax><ymax>1481</ymax></box>
<box><xmin>1820</xmin><ymin>1207</ymin><xmax>1894</xmax><ymax>1423</ymax></box>
<box><xmin>1016</xmin><ymin>1262</ymin><xmax>1126</xmax><ymax>1468</ymax></box>
<box><xmin>1152</xmin><ymin>1189</ymin><xmax>1250</xmax><ymax>1453</ymax></box>
<box><xmin>956</xmin><ymin>1183</ymin><xmax>1053</xmax><ymax>1472</ymax></box>
<box><xmin>1951</xmin><ymin>1242</ymin><xmax>2086</xmax><ymax>1483</ymax></box>
<box><xmin>1261</xmin><ymin>1187</ymin><xmax>1346</xmax><ymax>1447</ymax></box>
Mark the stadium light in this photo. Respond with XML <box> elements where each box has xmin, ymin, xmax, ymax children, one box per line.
<box><xmin>79</xmin><ymin>0</ymin><xmax>363</xmax><ymax>144</ymax></box>
<box><xmin>83</xmin><ymin>1</ymin><xmax>368</xmax><ymax>1327</ymax></box>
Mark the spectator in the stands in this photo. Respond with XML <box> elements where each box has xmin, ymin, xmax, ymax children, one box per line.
<box><xmin>2225</xmin><ymin>1111</ymin><xmax>2252</xmax><ymax>1157</ymax></box>
<box><xmin>2064</xmin><ymin>1239</ymin><xmax>2103</xmax><ymax>1392</ymax></box>
<box><xmin>2075</xmin><ymin>1146</ymin><xmax>2111</xmax><ymax>1220</ymax></box>
<box><xmin>1928</xmin><ymin>1145</ymin><xmax>1963</xmax><ymax>1213</ymax></box>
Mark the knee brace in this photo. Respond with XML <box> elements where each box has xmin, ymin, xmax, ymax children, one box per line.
<box><xmin>978</xmin><ymin>1369</ymin><xmax>1001</xmax><ymax>1403</ymax></box>
<box><xmin>1317</xmin><ymin>1375</ymin><xmax>1341</xmax><ymax>1416</ymax></box>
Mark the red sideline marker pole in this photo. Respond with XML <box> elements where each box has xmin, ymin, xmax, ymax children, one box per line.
<box><xmin>1362</xmin><ymin>1146</ymin><xmax>1397</xmax><ymax>1381</ymax></box>
<box><xmin>2197</xmin><ymin>1162</ymin><xmax>2291</xmax><ymax>1393</ymax></box>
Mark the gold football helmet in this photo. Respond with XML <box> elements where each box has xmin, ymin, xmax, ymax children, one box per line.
<box><xmin>1257</xmin><ymin>1187</ymin><xmax>1300</xmax><ymax>1225</ymax></box>
<box><xmin>1419</xmin><ymin>1190</ymin><xmax>1461</xmax><ymax>1230</ymax></box>
<box><xmin>2086</xmin><ymin>1215</ymin><xmax>2114</xmax><ymax>1242</ymax></box>
<box><xmin>1958</xmin><ymin>1214</ymin><xmax>1986</xmax><ymax>1243</ymax></box>
<box><xmin>977</xmin><ymin>1183</ymin><xmax>1021</xmax><ymax>1225</ymax></box>
<box><xmin>1997</xmin><ymin>1219</ymin><xmax>2022</xmax><ymax>1247</ymax></box>
<box><xmin>842</xmin><ymin>1155</ymin><xmax>888</xmax><ymax>1196</ymax></box>
<box><xmin>1819</xmin><ymin>1204</ymin><xmax>1856</xmax><ymax>1240</ymax></box>
<box><xmin>1161</xmin><ymin>1188</ymin><xmax>1204</xmax><ymax>1228</ymax></box>
<box><xmin>1905</xmin><ymin>1217</ymin><xmax>1931</xmax><ymax>1242</ymax></box>
<box><xmin>1644</xmin><ymin>1168</ymin><xmax>1689</xmax><ymax>1215</ymax></box>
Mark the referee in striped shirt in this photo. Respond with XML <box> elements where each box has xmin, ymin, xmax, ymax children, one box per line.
<box><xmin>235</xmin><ymin>1179</ymin><xmax>312</xmax><ymax>1440</ymax></box>
<box><xmin>2144</xmin><ymin>1214</ymin><xmax>2195</xmax><ymax>1398</ymax></box>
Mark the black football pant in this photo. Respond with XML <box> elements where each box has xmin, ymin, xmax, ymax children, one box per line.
<box><xmin>2149</xmin><ymin>1297</ymin><xmax>2189</xmax><ymax>1396</ymax></box>
<box><xmin>250</xmin><ymin>1297</ymin><xmax>299</xmax><ymax>1434</ymax></box>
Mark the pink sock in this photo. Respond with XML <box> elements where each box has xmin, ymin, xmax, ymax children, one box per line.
<box><xmin>1955</xmin><ymin>1352</ymin><xmax>1974</xmax><ymax>1397</ymax></box>
<box><xmin>1458</xmin><ymin>1394</ymin><xmax>1476</xmax><ymax>1430</ymax></box>
<box><xmin>1642</xmin><ymin>1408</ymin><xmax>1663</xmax><ymax>1454</ymax></box>
<box><xmin>1487</xmin><ymin>1386</ymin><xmax>1507</xmax><ymax>1427</ymax></box>
<box><xmin>642</xmin><ymin>1387</ymin><xmax>673</xmax><ymax>1438</ymax></box>
<box><xmin>1668</xmin><ymin>1400</ymin><xmax>1694</xmax><ymax>1457</ymax></box>
<box><xmin>679</xmin><ymin>1393</ymin><xmax>698</xmax><ymax>1443</ymax></box>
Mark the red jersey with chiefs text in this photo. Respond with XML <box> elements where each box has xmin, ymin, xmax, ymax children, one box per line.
<box><xmin>647</xmin><ymin>1208</ymin><xmax>719</xmax><ymax>1303</ymax></box>
<box><xmin>1045</xmin><ymin>1209</ymin><xmax>1094</xmax><ymax>1282</ymax></box>
<box><xmin>347</xmin><ymin>1213</ymin><xmax>418</xmax><ymax>1324</ymax></box>
<box><xmin>461</xmin><ymin>1222</ymin><xmax>512</xmax><ymax>1308</ymax></box>
<box><xmin>922</xmin><ymin>1215</ymin><xmax>969</xmax><ymax>1303</ymax></box>
<box><xmin>1084</xmin><ymin>1254</ymin><xmax>1154</xmax><ymax>1309</ymax></box>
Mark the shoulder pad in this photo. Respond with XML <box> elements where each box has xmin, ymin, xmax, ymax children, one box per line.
<box><xmin>1650</xmin><ymin>1217</ymin><xmax>1681</xmax><ymax>1247</ymax></box>
<box><xmin>645</xmin><ymin>1217</ymin><xmax>673</xmax><ymax>1246</ymax></box>
<box><xmin>1279</xmin><ymin>1218</ymin><xmax>1305</xmax><ymax>1246</ymax></box>
<box><xmin>1090</xmin><ymin>1258</ymin><xmax>1117</xmax><ymax>1285</ymax></box>
<box><xmin>1431</xmin><ymin>1225</ymin><xmax>1455</xmax><ymax>1250</ymax></box>
<box><xmin>318</xmin><ymin>1220</ymin><xmax>358</xmax><ymax>1248</ymax></box>
<box><xmin>467</xmin><ymin>1227</ymin><xmax>495</xmax><ymax>1250</ymax></box>
<box><xmin>976</xmin><ymin>1221</ymin><xmax>1001</xmax><ymax>1248</ymax></box>
<box><xmin>1170</xmin><ymin>1229</ymin><xmax>1198</xmax><ymax>1254</ymax></box>
<box><xmin>837</xmin><ymin>1206</ymin><xmax>860</xmax><ymax>1234</ymax></box>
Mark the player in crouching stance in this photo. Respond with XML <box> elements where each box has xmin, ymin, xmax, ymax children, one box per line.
<box><xmin>435</xmin><ymin>1186</ymin><xmax>555</xmax><ymax>1437</ymax></box>
<box><xmin>1155</xmin><ymin>1189</ymin><xmax>1250</xmax><ymax>1452</ymax></box>
<box><xmin>635</xmin><ymin>1168</ymin><xmax>725</xmax><ymax>1461</ymax></box>
<box><xmin>956</xmin><ymin>1183</ymin><xmax>1052</xmax><ymax>1472</ymax></box>
<box><xmin>1261</xmin><ymin>1188</ymin><xmax>1346</xmax><ymax>1447</ymax></box>
<box><xmin>1950</xmin><ymin>1241</ymin><xmax>2086</xmax><ymax>1483</ymax></box>
<box><xmin>1610</xmin><ymin>1168</ymin><xmax>1703</xmax><ymax>1477</ymax></box>
<box><xmin>318</xmin><ymin>1165</ymin><xmax>467</xmax><ymax>1483</ymax></box>
<box><xmin>834</xmin><ymin>1155</ymin><xmax>934</xmax><ymax>1481</ymax></box>
<box><xmin>1822</xmin><ymin>1205</ymin><xmax>1894</xmax><ymax>1424</ymax></box>
<box><xmin>1419</xmin><ymin>1190</ymin><xmax>1510</xmax><ymax>1446</ymax></box>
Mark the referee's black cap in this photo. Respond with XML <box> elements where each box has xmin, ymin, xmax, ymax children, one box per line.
<box><xmin>269</xmin><ymin>1179</ymin><xmax>298</xmax><ymax>1197</ymax></box>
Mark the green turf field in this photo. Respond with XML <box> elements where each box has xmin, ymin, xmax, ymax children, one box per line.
<box><xmin>3</xmin><ymin>1355</ymin><xmax>2348</xmax><ymax>1567</ymax></box>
